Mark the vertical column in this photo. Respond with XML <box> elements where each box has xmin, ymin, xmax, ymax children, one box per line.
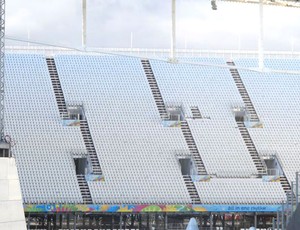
<box><xmin>82</xmin><ymin>0</ymin><xmax>87</xmax><ymax>49</ymax></box>
<box><xmin>170</xmin><ymin>0</ymin><xmax>176</xmax><ymax>62</ymax></box>
<box><xmin>53</xmin><ymin>214</ymin><xmax>56</xmax><ymax>229</ymax></box>
<box><xmin>0</xmin><ymin>0</ymin><xmax>6</xmax><ymax>141</ymax></box>
<box><xmin>296</xmin><ymin>172</ymin><xmax>299</xmax><ymax>206</ymax></box>
<box><xmin>258</xmin><ymin>0</ymin><xmax>264</xmax><ymax>70</ymax></box>
<box><xmin>26</xmin><ymin>213</ymin><xmax>30</xmax><ymax>230</ymax></box>
<box><xmin>119</xmin><ymin>214</ymin><xmax>123</xmax><ymax>230</ymax></box>
<box><xmin>96</xmin><ymin>216</ymin><xmax>101</xmax><ymax>228</ymax></box>
<box><xmin>272</xmin><ymin>217</ymin><xmax>276</xmax><ymax>230</ymax></box>
<box><xmin>138</xmin><ymin>215</ymin><xmax>142</xmax><ymax>229</ymax></box>
<box><xmin>73</xmin><ymin>213</ymin><xmax>77</xmax><ymax>230</ymax></box>
<box><xmin>277</xmin><ymin>211</ymin><xmax>280</xmax><ymax>230</ymax></box>
<box><xmin>82</xmin><ymin>214</ymin><xmax>85</xmax><ymax>227</ymax></box>
<box><xmin>292</xmin><ymin>182</ymin><xmax>294</xmax><ymax>212</ymax></box>
<box><xmin>147</xmin><ymin>214</ymin><xmax>150</xmax><ymax>229</ymax></box>
<box><xmin>199</xmin><ymin>215</ymin><xmax>203</xmax><ymax>229</ymax></box>
<box><xmin>209</xmin><ymin>214</ymin><xmax>213</xmax><ymax>230</ymax></box>
<box><xmin>89</xmin><ymin>215</ymin><xmax>93</xmax><ymax>228</ymax></box>
<box><xmin>111</xmin><ymin>215</ymin><xmax>114</xmax><ymax>230</ymax></box>
<box><xmin>282</xmin><ymin>203</ymin><xmax>285</xmax><ymax>230</ymax></box>
<box><xmin>59</xmin><ymin>214</ymin><xmax>63</xmax><ymax>229</ymax></box>
<box><xmin>164</xmin><ymin>213</ymin><xmax>168</xmax><ymax>230</ymax></box>
<box><xmin>47</xmin><ymin>215</ymin><xmax>51</xmax><ymax>230</ymax></box>
<box><xmin>222</xmin><ymin>214</ymin><xmax>225</xmax><ymax>229</ymax></box>
<box><xmin>156</xmin><ymin>214</ymin><xmax>160</xmax><ymax>229</ymax></box>
<box><xmin>67</xmin><ymin>214</ymin><xmax>70</xmax><ymax>229</ymax></box>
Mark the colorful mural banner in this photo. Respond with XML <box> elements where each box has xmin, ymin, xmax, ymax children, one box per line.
<box><xmin>262</xmin><ymin>175</ymin><xmax>281</xmax><ymax>182</ymax></box>
<box><xmin>85</xmin><ymin>174</ymin><xmax>105</xmax><ymax>182</ymax></box>
<box><xmin>161</xmin><ymin>120</ymin><xmax>181</xmax><ymax>128</ymax></box>
<box><xmin>62</xmin><ymin>119</ymin><xmax>81</xmax><ymax>127</ymax></box>
<box><xmin>190</xmin><ymin>175</ymin><xmax>211</xmax><ymax>182</ymax></box>
<box><xmin>23</xmin><ymin>204</ymin><xmax>282</xmax><ymax>213</ymax></box>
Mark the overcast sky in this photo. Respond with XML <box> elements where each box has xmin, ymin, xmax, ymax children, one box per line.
<box><xmin>5</xmin><ymin>0</ymin><xmax>300</xmax><ymax>51</ymax></box>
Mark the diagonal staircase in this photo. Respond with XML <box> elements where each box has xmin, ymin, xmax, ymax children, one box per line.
<box><xmin>236</xmin><ymin>121</ymin><xmax>266</xmax><ymax>175</ymax></box>
<box><xmin>227</xmin><ymin>61</ymin><xmax>259</xmax><ymax>122</ymax></box>
<box><xmin>181</xmin><ymin>121</ymin><xmax>207</xmax><ymax>175</ymax></box>
<box><xmin>77</xmin><ymin>174</ymin><xmax>93</xmax><ymax>204</ymax></box>
<box><xmin>183</xmin><ymin>175</ymin><xmax>201</xmax><ymax>204</ymax></box>
<box><xmin>141</xmin><ymin>59</ymin><xmax>204</xmax><ymax>204</ymax></box>
<box><xmin>80</xmin><ymin>120</ymin><xmax>102</xmax><ymax>175</ymax></box>
<box><xmin>280</xmin><ymin>176</ymin><xmax>291</xmax><ymax>194</ymax></box>
<box><xmin>46</xmin><ymin>57</ymin><xmax>100</xmax><ymax>204</ymax></box>
<box><xmin>190</xmin><ymin>106</ymin><xmax>202</xmax><ymax>119</ymax></box>
<box><xmin>46</xmin><ymin>57</ymin><xmax>69</xmax><ymax>119</ymax></box>
<box><xmin>141</xmin><ymin>59</ymin><xmax>169</xmax><ymax>120</ymax></box>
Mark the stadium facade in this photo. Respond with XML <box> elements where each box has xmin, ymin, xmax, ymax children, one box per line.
<box><xmin>2</xmin><ymin>47</ymin><xmax>300</xmax><ymax>229</ymax></box>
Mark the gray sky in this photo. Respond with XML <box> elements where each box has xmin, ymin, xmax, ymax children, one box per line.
<box><xmin>6</xmin><ymin>0</ymin><xmax>300</xmax><ymax>51</ymax></box>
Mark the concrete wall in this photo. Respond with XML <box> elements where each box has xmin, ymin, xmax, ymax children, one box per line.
<box><xmin>0</xmin><ymin>158</ymin><xmax>26</xmax><ymax>230</ymax></box>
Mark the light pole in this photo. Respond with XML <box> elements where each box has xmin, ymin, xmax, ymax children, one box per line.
<box><xmin>296</xmin><ymin>172</ymin><xmax>299</xmax><ymax>206</ymax></box>
<box><xmin>82</xmin><ymin>0</ymin><xmax>87</xmax><ymax>49</ymax></box>
<box><xmin>258</xmin><ymin>0</ymin><xmax>264</xmax><ymax>70</ymax></box>
<box><xmin>170</xmin><ymin>0</ymin><xmax>176</xmax><ymax>62</ymax></box>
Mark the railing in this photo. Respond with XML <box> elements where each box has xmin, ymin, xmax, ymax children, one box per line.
<box><xmin>66</xmin><ymin>101</ymin><xmax>85</xmax><ymax>107</ymax></box>
<box><xmin>174</xmin><ymin>149</ymin><xmax>191</xmax><ymax>157</ymax></box>
<box><xmin>259</xmin><ymin>151</ymin><xmax>286</xmax><ymax>176</ymax></box>
<box><xmin>266</xmin><ymin>168</ymin><xmax>281</xmax><ymax>176</ymax></box>
<box><xmin>214</xmin><ymin>170</ymin><xmax>258</xmax><ymax>178</ymax></box>
<box><xmin>253</xmin><ymin>152</ymin><xmax>268</xmax><ymax>174</ymax></box>
<box><xmin>186</xmin><ymin>227</ymin><xmax>240</xmax><ymax>230</ymax></box>
<box><xmin>259</xmin><ymin>150</ymin><xmax>277</xmax><ymax>158</ymax></box>
<box><xmin>6</xmin><ymin>46</ymin><xmax>300</xmax><ymax>59</ymax></box>
<box><xmin>232</xmin><ymin>105</ymin><xmax>246</xmax><ymax>113</ymax></box>
<box><xmin>69</xmin><ymin>150</ymin><xmax>89</xmax><ymax>157</ymax></box>
<box><xmin>165</xmin><ymin>101</ymin><xmax>184</xmax><ymax>109</ymax></box>
<box><xmin>22</xmin><ymin>196</ymin><xmax>287</xmax><ymax>205</ymax></box>
<box><xmin>23</xmin><ymin>196</ymin><xmax>195</xmax><ymax>205</ymax></box>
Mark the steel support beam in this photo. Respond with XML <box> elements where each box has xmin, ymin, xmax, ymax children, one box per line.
<box><xmin>296</xmin><ymin>172</ymin><xmax>299</xmax><ymax>206</ymax></box>
<box><xmin>0</xmin><ymin>0</ymin><xmax>5</xmax><ymax>141</ymax></box>
<box><xmin>165</xmin><ymin>213</ymin><xmax>168</xmax><ymax>230</ymax></box>
<box><xmin>277</xmin><ymin>211</ymin><xmax>280</xmax><ymax>230</ymax></box>
<box><xmin>258</xmin><ymin>0</ymin><xmax>264</xmax><ymax>70</ymax></box>
<box><xmin>27</xmin><ymin>213</ymin><xmax>30</xmax><ymax>230</ymax></box>
<box><xmin>282</xmin><ymin>203</ymin><xmax>285</xmax><ymax>230</ymax></box>
<box><xmin>210</xmin><ymin>213</ymin><xmax>213</xmax><ymax>230</ymax></box>
<box><xmin>170</xmin><ymin>0</ymin><xmax>176</xmax><ymax>62</ymax></box>
<box><xmin>82</xmin><ymin>0</ymin><xmax>87</xmax><ymax>49</ymax></box>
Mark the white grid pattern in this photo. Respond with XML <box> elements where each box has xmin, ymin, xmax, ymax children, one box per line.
<box><xmin>5</xmin><ymin>54</ymin><xmax>84</xmax><ymax>204</ymax></box>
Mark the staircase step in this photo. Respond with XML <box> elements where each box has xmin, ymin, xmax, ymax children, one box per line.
<box><xmin>79</xmin><ymin>121</ymin><xmax>103</xmax><ymax>175</ymax></box>
<box><xmin>46</xmin><ymin>57</ymin><xmax>69</xmax><ymax>118</ymax></box>
<box><xmin>181</xmin><ymin>122</ymin><xmax>207</xmax><ymax>175</ymax></box>
<box><xmin>183</xmin><ymin>175</ymin><xmax>202</xmax><ymax>204</ymax></box>
<box><xmin>236</xmin><ymin>120</ymin><xmax>266</xmax><ymax>174</ymax></box>
<box><xmin>142</xmin><ymin>60</ymin><xmax>168</xmax><ymax>119</ymax></box>
<box><xmin>227</xmin><ymin>61</ymin><xmax>259</xmax><ymax>122</ymax></box>
<box><xmin>77</xmin><ymin>175</ymin><xmax>93</xmax><ymax>204</ymax></box>
<box><xmin>190</xmin><ymin>106</ymin><xmax>203</xmax><ymax>119</ymax></box>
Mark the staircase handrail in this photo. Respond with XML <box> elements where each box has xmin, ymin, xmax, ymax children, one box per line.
<box><xmin>215</xmin><ymin>169</ymin><xmax>259</xmax><ymax>178</ymax></box>
<box><xmin>174</xmin><ymin>149</ymin><xmax>191</xmax><ymax>157</ymax></box>
<box><xmin>69</xmin><ymin>150</ymin><xmax>89</xmax><ymax>157</ymax></box>
<box><xmin>66</xmin><ymin>101</ymin><xmax>85</xmax><ymax>107</ymax></box>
